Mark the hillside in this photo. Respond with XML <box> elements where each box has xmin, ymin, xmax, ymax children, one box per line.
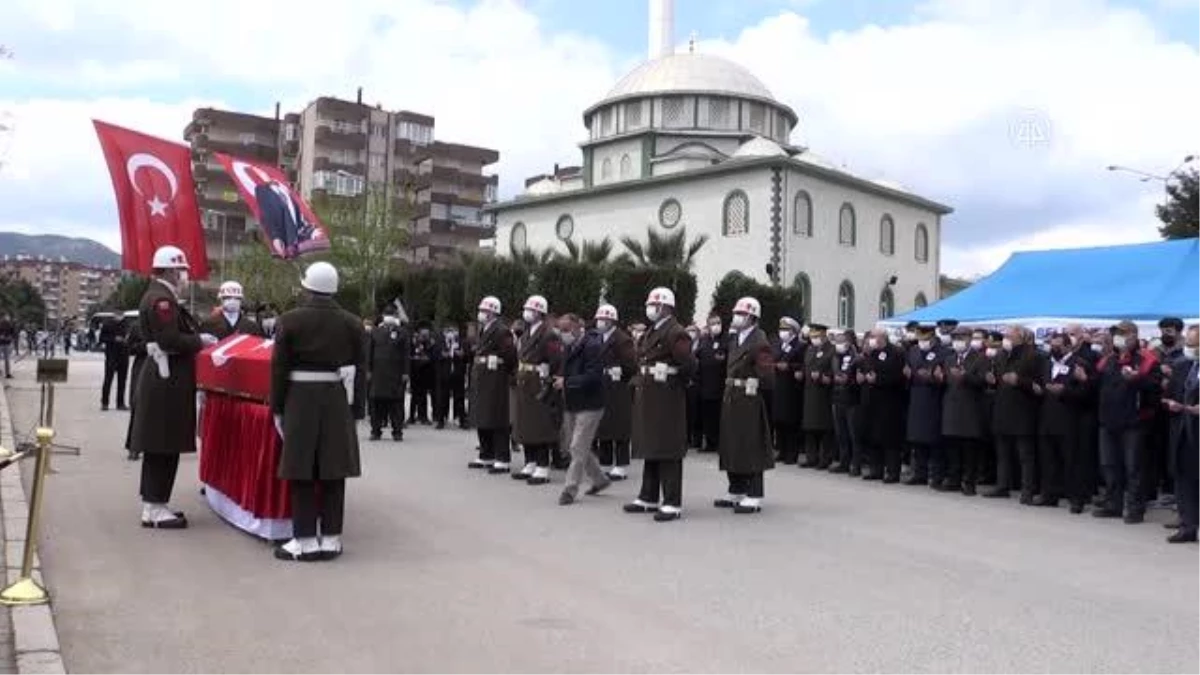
<box><xmin>0</xmin><ymin>232</ymin><xmax>121</xmax><ymax>268</ymax></box>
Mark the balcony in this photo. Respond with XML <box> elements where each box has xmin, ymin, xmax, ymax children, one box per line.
<box><xmin>313</xmin><ymin>156</ymin><xmax>367</xmax><ymax>174</ymax></box>
<box><xmin>192</xmin><ymin>133</ymin><xmax>279</xmax><ymax>163</ymax></box>
<box><xmin>315</xmin><ymin>124</ymin><xmax>367</xmax><ymax>150</ymax></box>
<box><xmin>314</xmin><ymin>97</ymin><xmax>369</xmax><ymax>122</ymax></box>
<box><xmin>392</xmin><ymin>168</ymin><xmax>431</xmax><ymax>191</ymax></box>
<box><xmin>426</xmin><ymin>141</ymin><xmax>499</xmax><ymax>166</ymax></box>
<box><xmin>283</xmin><ymin>138</ymin><xmax>299</xmax><ymax>156</ymax></box>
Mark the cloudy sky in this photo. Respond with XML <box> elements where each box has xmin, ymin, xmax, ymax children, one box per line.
<box><xmin>0</xmin><ymin>0</ymin><xmax>1196</xmax><ymax>277</ymax></box>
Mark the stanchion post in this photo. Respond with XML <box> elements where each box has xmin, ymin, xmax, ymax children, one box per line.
<box><xmin>0</xmin><ymin>427</ymin><xmax>54</xmax><ymax>606</ymax></box>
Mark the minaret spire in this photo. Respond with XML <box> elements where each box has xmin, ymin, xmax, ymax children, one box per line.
<box><xmin>648</xmin><ymin>0</ymin><xmax>675</xmax><ymax>60</ymax></box>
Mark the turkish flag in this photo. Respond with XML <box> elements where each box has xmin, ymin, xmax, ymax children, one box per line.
<box><xmin>93</xmin><ymin>120</ymin><xmax>210</xmax><ymax>280</ymax></box>
<box><xmin>212</xmin><ymin>152</ymin><xmax>329</xmax><ymax>260</ymax></box>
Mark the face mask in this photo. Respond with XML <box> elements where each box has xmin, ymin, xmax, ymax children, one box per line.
<box><xmin>1001</xmin><ymin>338</ymin><xmax>1014</xmax><ymax>352</ymax></box>
<box><xmin>811</xmin><ymin>337</ymin><xmax>825</xmax><ymax>348</ymax></box>
<box><xmin>835</xmin><ymin>342</ymin><xmax>848</xmax><ymax>354</ymax></box>
<box><xmin>1161</xmin><ymin>335</ymin><xmax>1177</xmax><ymax>348</ymax></box>
<box><xmin>632</xmin><ymin>331</ymin><xmax>645</xmax><ymax>341</ymax></box>
<box><xmin>596</xmin><ymin>319</ymin><xmax>612</xmax><ymax>333</ymax></box>
<box><xmin>383</xmin><ymin>315</ymin><xmax>400</xmax><ymax>326</ymax></box>
<box><xmin>905</xmin><ymin>331</ymin><xmax>916</xmax><ymax>341</ymax></box>
<box><xmin>953</xmin><ymin>340</ymin><xmax>967</xmax><ymax>353</ymax></box>
<box><xmin>779</xmin><ymin>330</ymin><xmax>793</xmax><ymax>343</ymax></box>
<box><xmin>262</xmin><ymin>318</ymin><xmax>276</xmax><ymax>333</ymax></box>
<box><xmin>687</xmin><ymin>331</ymin><xmax>700</xmax><ymax>342</ymax></box>
<box><xmin>985</xmin><ymin>347</ymin><xmax>998</xmax><ymax>358</ymax></box>
<box><xmin>645</xmin><ymin>305</ymin><xmax>661</xmax><ymax>323</ymax></box>
<box><xmin>709</xmin><ymin>324</ymin><xmax>722</xmax><ymax>336</ymax></box>
<box><xmin>1112</xmin><ymin>335</ymin><xmax>1128</xmax><ymax>351</ymax></box>
<box><xmin>918</xmin><ymin>340</ymin><xmax>932</xmax><ymax>351</ymax></box>
<box><xmin>868</xmin><ymin>337</ymin><xmax>881</xmax><ymax>350</ymax></box>
<box><xmin>522</xmin><ymin>309</ymin><xmax>539</xmax><ymax>325</ymax></box>
<box><xmin>445</xmin><ymin>331</ymin><xmax>457</xmax><ymax>341</ymax></box>
<box><xmin>560</xmin><ymin>331</ymin><xmax>577</xmax><ymax>346</ymax></box>
<box><xmin>1091</xmin><ymin>343</ymin><xmax>1104</xmax><ymax>354</ymax></box>
<box><xmin>222</xmin><ymin>299</ymin><xmax>241</xmax><ymax>313</ymax></box>
<box><xmin>731</xmin><ymin>314</ymin><xmax>748</xmax><ymax>330</ymax></box>
<box><xmin>1184</xmin><ymin>346</ymin><xmax>1197</xmax><ymax>360</ymax></box>
<box><xmin>939</xmin><ymin>334</ymin><xmax>952</xmax><ymax>345</ymax></box>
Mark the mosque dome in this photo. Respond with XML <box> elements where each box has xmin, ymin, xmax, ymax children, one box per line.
<box><xmin>602</xmin><ymin>53</ymin><xmax>777</xmax><ymax>104</ymax></box>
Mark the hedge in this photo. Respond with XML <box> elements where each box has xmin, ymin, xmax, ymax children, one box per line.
<box><xmin>606</xmin><ymin>266</ymin><xmax>697</xmax><ymax>327</ymax></box>
<box><xmin>434</xmin><ymin>268</ymin><xmax>468</xmax><ymax>327</ymax></box>
<box><xmin>711</xmin><ymin>271</ymin><xmax>806</xmax><ymax>331</ymax></box>
<box><xmin>464</xmin><ymin>256</ymin><xmax>530</xmax><ymax>322</ymax></box>
<box><xmin>534</xmin><ymin>258</ymin><xmax>602</xmax><ymax>319</ymax></box>
<box><xmin>402</xmin><ymin>267</ymin><xmax>441</xmax><ymax>327</ymax></box>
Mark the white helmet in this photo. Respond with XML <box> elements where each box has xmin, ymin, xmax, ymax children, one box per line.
<box><xmin>733</xmin><ymin>296</ymin><xmax>761</xmax><ymax>318</ymax></box>
<box><xmin>594</xmin><ymin>304</ymin><xmax>619</xmax><ymax>322</ymax></box>
<box><xmin>218</xmin><ymin>281</ymin><xmax>244</xmax><ymax>299</ymax></box>
<box><xmin>645</xmin><ymin>287</ymin><xmax>676</xmax><ymax>307</ymax></box>
<box><xmin>151</xmin><ymin>245</ymin><xmax>189</xmax><ymax>270</ymax></box>
<box><xmin>300</xmin><ymin>261</ymin><xmax>339</xmax><ymax>294</ymax></box>
<box><xmin>524</xmin><ymin>295</ymin><xmax>549</xmax><ymax>315</ymax></box>
<box><xmin>478</xmin><ymin>296</ymin><xmax>502</xmax><ymax>315</ymax></box>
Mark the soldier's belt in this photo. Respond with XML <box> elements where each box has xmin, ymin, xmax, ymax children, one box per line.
<box><xmin>726</xmin><ymin>378</ymin><xmax>747</xmax><ymax>387</ymax></box>
<box><xmin>518</xmin><ymin>362</ymin><xmax>540</xmax><ymax>373</ymax></box>
<box><xmin>290</xmin><ymin>371</ymin><xmax>341</xmax><ymax>383</ymax></box>
<box><xmin>639</xmin><ymin>364</ymin><xmax>679</xmax><ymax>375</ymax></box>
<box><xmin>475</xmin><ymin>357</ymin><xmax>489</xmax><ymax>364</ymax></box>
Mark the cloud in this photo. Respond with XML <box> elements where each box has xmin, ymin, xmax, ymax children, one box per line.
<box><xmin>0</xmin><ymin>0</ymin><xmax>1195</xmax><ymax>278</ymax></box>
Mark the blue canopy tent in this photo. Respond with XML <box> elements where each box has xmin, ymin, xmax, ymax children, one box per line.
<box><xmin>880</xmin><ymin>239</ymin><xmax>1200</xmax><ymax>332</ymax></box>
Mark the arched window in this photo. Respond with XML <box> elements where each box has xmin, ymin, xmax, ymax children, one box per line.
<box><xmin>722</xmin><ymin>190</ymin><xmax>749</xmax><ymax>237</ymax></box>
<box><xmin>879</xmin><ymin>214</ymin><xmax>895</xmax><ymax>255</ymax></box>
<box><xmin>619</xmin><ymin>154</ymin><xmax>632</xmax><ymax>179</ymax></box>
<box><xmin>793</xmin><ymin>272</ymin><xmax>812</xmax><ymax>323</ymax></box>
<box><xmin>838</xmin><ymin>203</ymin><xmax>856</xmax><ymax>246</ymax></box>
<box><xmin>510</xmin><ymin>221</ymin><xmax>527</xmax><ymax>251</ymax></box>
<box><xmin>915</xmin><ymin>223</ymin><xmax>929</xmax><ymax>263</ymax></box>
<box><xmin>555</xmin><ymin>214</ymin><xmax>574</xmax><ymax>241</ymax></box>
<box><xmin>600</xmin><ymin>157</ymin><xmax>612</xmax><ymax>181</ymax></box>
<box><xmin>914</xmin><ymin>292</ymin><xmax>928</xmax><ymax>308</ymax></box>
<box><xmin>879</xmin><ymin>287</ymin><xmax>895</xmax><ymax>319</ymax></box>
<box><xmin>838</xmin><ymin>280</ymin><xmax>855</xmax><ymax>329</ymax></box>
<box><xmin>793</xmin><ymin>191</ymin><xmax>813</xmax><ymax>237</ymax></box>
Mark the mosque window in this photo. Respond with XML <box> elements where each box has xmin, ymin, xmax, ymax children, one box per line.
<box><xmin>748</xmin><ymin>103</ymin><xmax>766</xmax><ymax>134</ymax></box>
<box><xmin>659</xmin><ymin>198</ymin><xmax>682</xmax><ymax>229</ymax></box>
<box><xmin>510</xmin><ymin>222</ymin><xmax>527</xmax><ymax>251</ymax></box>
<box><xmin>879</xmin><ymin>287</ymin><xmax>895</xmax><ymax>319</ymax></box>
<box><xmin>793</xmin><ymin>272</ymin><xmax>811</xmax><ymax>323</ymax></box>
<box><xmin>600</xmin><ymin>157</ymin><xmax>613</xmax><ymax>181</ymax></box>
<box><xmin>555</xmin><ymin>215</ymin><xmax>575</xmax><ymax>241</ymax></box>
<box><xmin>599</xmin><ymin>108</ymin><xmax>613</xmax><ymax>136</ymax></box>
<box><xmin>663</xmin><ymin>96</ymin><xmax>688</xmax><ymax>128</ymax></box>
<box><xmin>879</xmin><ymin>215</ymin><xmax>895</xmax><ymax>255</ymax></box>
<box><xmin>915</xmin><ymin>223</ymin><xmax>929</xmax><ymax>263</ymax></box>
<box><xmin>708</xmin><ymin>98</ymin><xmax>730</xmax><ymax>128</ymax></box>
<box><xmin>914</xmin><ymin>292</ymin><xmax>928</xmax><ymax>308</ymax></box>
<box><xmin>625</xmin><ymin>101</ymin><xmax>644</xmax><ymax>129</ymax></box>
<box><xmin>838</xmin><ymin>202</ymin><xmax>857</xmax><ymax>246</ymax></box>
<box><xmin>838</xmin><ymin>281</ymin><xmax>856</xmax><ymax>330</ymax></box>
<box><xmin>619</xmin><ymin>154</ymin><xmax>632</xmax><ymax>179</ymax></box>
<box><xmin>793</xmin><ymin>191</ymin><xmax>812</xmax><ymax>237</ymax></box>
<box><xmin>722</xmin><ymin>190</ymin><xmax>749</xmax><ymax>237</ymax></box>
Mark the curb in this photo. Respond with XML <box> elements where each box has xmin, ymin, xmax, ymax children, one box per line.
<box><xmin>0</xmin><ymin>384</ymin><xmax>66</xmax><ymax>675</ymax></box>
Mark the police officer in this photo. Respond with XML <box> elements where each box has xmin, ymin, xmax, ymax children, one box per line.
<box><xmin>130</xmin><ymin>245</ymin><xmax>218</xmax><ymax>529</ymax></box>
<box><xmin>593</xmin><ymin>304</ymin><xmax>637</xmax><ymax>481</ymax></box>
<box><xmin>468</xmin><ymin>296</ymin><xmax>518</xmax><ymax>473</ymax></box>
<box><xmin>801</xmin><ymin>324</ymin><xmax>836</xmax><ymax>468</ymax></box>
<box><xmin>368</xmin><ymin>305</ymin><xmax>410</xmax><ymax>441</ymax></box>
<box><xmin>623</xmin><ymin>287</ymin><xmax>697</xmax><ymax>522</ymax></box>
<box><xmin>511</xmin><ymin>295</ymin><xmax>563</xmax><ymax>485</ymax></box>
<box><xmin>770</xmin><ymin>316</ymin><xmax>805</xmax><ymax>465</ymax></box>
<box><xmin>199</xmin><ymin>281</ymin><xmax>262</xmax><ymax>339</ymax></box>
<box><xmin>99</xmin><ymin>313</ymin><xmax>130</xmax><ymax>411</ymax></box>
<box><xmin>270</xmin><ymin>262</ymin><xmax>366</xmax><ymax>562</ymax></box>
<box><xmin>714</xmin><ymin>297</ymin><xmax>775</xmax><ymax>514</ymax></box>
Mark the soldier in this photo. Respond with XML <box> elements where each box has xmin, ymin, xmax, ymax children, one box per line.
<box><xmin>123</xmin><ymin>309</ymin><xmax>146</xmax><ymax>461</ymax></box>
<box><xmin>592</xmin><ymin>304</ymin><xmax>637</xmax><ymax>481</ymax></box>
<box><xmin>940</xmin><ymin>326</ymin><xmax>990</xmax><ymax>495</ymax></box>
<box><xmin>130</xmin><ymin>245</ymin><xmax>218</xmax><ymax>529</ymax></box>
<box><xmin>801</xmin><ymin>324</ymin><xmax>836</xmax><ymax>468</ymax></box>
<box><xmin>199</xmin><ymin>281</ymin><xmax>262</xmax><ymax>339</ymax></box>
<box><xmin>511</xmin><ymin>295</ymin><xmax>563</xmax><ymax>485</ymax></box>
<box><xmin>770</xmin><ymin>316</ymin><xmax>805</xmax><ymax>465</ymax></box>
<box><xmin>714</xmin><ymin>297</ymin><xmax>775</xmax><ymax>514</ymax></box>
<box><xmin>368</xmin><ymin>305</ymin><xmax>410</xmax><ymax>442</ymax></box>
<box><xmin>468</xmin><ymin>296</ymin><xmax>518</xmax><ymax>473</ymax></box>
<box><xmin>904</xmin><ymin>325</ymin><xmax>946</xmax><ymax>487</ymax></box>
<box><xmin>623</xmin><ymin>287</ymin><xmax>697</xmax><ymax>522</ymax></box>
<box><xmin>434</xmin><ymin>324</ymin><xmax>469</xmax><ymax>429</ymax></box>
<box><xmin>695</xmin><ymin>313</ymin><xmax>728</xmax><ymax>453</ymax></box>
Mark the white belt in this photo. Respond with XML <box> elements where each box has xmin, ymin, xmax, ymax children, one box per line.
<box><xmin>290</xmin><ymin>371</ymin><xmax>341</xmax><ymax>382</ymax></box>
<box><xmin>639</xmin><ymin>364</ymin><xmax>679</xmax><ymax>375</ymax></box>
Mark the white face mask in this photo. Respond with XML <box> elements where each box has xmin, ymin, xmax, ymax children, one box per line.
<box><xmin>1112</xmin><ymin>335</ymin><xmax>1128</xmax><ymax>351</ymax></box>
<box><xmin>262</xmin><ymin>318</ymin><xmax>276</xmax><ymax>333</ymax></box>
<box><xmin>778</xmin><ymin>330</ymin><xmax>794</xmax><ymax>343</ymax></box>
<box><xmin>731</xmin><ymin>314</ymin><xmax>749</xmax><ymax>330</ymax></box>
<box><xmin>918</xmin><ymin>339</ymin><xmax>933</xmax><ymax>351</ymax></box>
<box><xmin>970</xmin><ymin>338</ymin><xmax>984</xmax><ymax>350</ymax></box>
<box><xmin>905</xmin><ymin>331</ymin><xmax>916</xmax><ymax>341</ymax></box>
<box><xmin>560</xmin><ymin>331</ymin><xmax>577</xmax><ymax>346</ymax></box>
<box><xmin>522</xmin><ymin>309</ymin><xmax>540</xmax><ymax>325</ymax></box>
<box><xmin>645</xmin><ymin>305</ymin><xmax>661</xmax><ymax>323</ymax></box>
<box><xmin>221</xmin><ymin>299</ymin><xmax>241</xmax><ymax>313</ymax></box>
<box><xmin>868</xmin><ymin>337</ymin><xmax>881</xmax><ymax>350</ymax></box>
<box><xmin>811</xmin><ymin>336</ymin><xmax>825</xmax><ymax>348</ymax></box>
<box><xmin>835</xmin><ymin>342</ymin><xmax>848</xmax><ymax>354</ymax></box>
<box><xmin>1091</xmin><ymin>343</ymin><xmax>1104</xmax><ymax>354</ymax></box>
<box><xmin>952</xmin><ymin>340</ymin><xmax>968</xmax><ymax>353</ymax></box>
<box><xmin>477</xmin><ymin>311</ymin><xmax>491</xmax><ymax>325</ymax></box>
<box><xmin>383</xmin><ymin>315</ymin><xmax>400</xmax><ymax>326</ymax></box>
<box><xmin>1184</xmin><ymin>346</ymin><xmax>1198</xmax><ymax>360</ymax></box>
<box><xmin>596</xmin><ymin>319</ymin><xmax>612</xmax><ymax>333</ymax></box>
<box><xmin>632</xmin><ymin>330</ymin><xmax>645</xmax><ymax>341</ymax></box>
<box><xmin>939</xmin><ymin>333</ymin><xmax>953</xmax><ymax>345</ymax></box>
<box><xmin>709</xmin><ymin>324</ymin><xmax>722</xmax><ymax>336</ymax></box>
<box><xmin>985</xmin><ymin>347</ymin><xmax>998</xmax><ymax>358</ymax></box>
<box><xmin>1001</xmin><ymin>338</ymin><xmax>1014</xmax><ymax>352</ymax></box>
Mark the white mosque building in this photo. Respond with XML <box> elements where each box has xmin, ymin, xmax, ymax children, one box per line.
<box><xmin>485</xmin><ymin>0</ymin><xmax>953</xmax><ymax>329</ymax></box>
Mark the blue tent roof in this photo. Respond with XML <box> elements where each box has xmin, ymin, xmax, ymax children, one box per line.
<box><xmin>888</xmin><ymin>239</ymin><xmax>1200</xmax><ymax>324</ymax></box>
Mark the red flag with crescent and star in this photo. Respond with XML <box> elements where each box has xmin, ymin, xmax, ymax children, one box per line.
<box><xmin>93</xmin><ymin>120</ymin><xmax>210</xmax><ymax>280</ymax></box>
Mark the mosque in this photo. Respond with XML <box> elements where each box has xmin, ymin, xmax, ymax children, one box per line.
<box><xmin>484</xmin><ymin>0</ymin><xmax>953</xmax><ymax>328</ymax></box>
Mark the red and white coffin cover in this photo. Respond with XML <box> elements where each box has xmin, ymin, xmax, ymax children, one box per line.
<box><xmin>196</xmin><ymin>334</ymin><xmax>274</xmax><ymax>402</ymax></box>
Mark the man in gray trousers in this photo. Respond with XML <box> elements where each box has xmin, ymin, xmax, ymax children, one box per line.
<box><xmin>554</xmin><ymin>313</ymin><xmax>611</xmax><ymax>505</ymax></box>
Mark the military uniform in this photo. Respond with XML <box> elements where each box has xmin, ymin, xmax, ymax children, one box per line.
<box><xmin>801</xmin><ymin>330</ymin><xmax>836</xmax><ymax>468</ymax></box>
<box><xmin>594</xmin><ymin>326</ymin><xmax>637</xmax><ymax>478</ymax></box>
<box><xmin>368</xmin><ymin>319</ymin><xmax>410</xmax><ymax>440</ymax></box>
<box><xmin>198</xmin><ymin>311</ymin><xmax>262</xmax><ymax>340</ymax></box>
<box><xmin>511</xmin><ymin>321</ymin><xmax>564</xmax><ymax>484</ymax></box>
<box><xmin>469</xmin><ymin>319</ymin><xmax>518</xmax><ymax>472</ymax></box>
<box><xmin>716</xmin><ymin>325</ymin><xmax>776</xmax><ymax>513</ymax></box>
<box><xmin>770</xmin><ymin>331</ymin><xmax>806</xmax><ymax>465</ymax></box>
<box><xmin>270</xmin><ymin>294</ymin><xmax>367</xmax><ymax>554</ymax></box>
<box><xmin>123</xmin><ymin>315</ymin><xmax>147</xmax><ymax>458</ymax></box>
<box><xmin>130</xmin><ymin>279</ymin><xmax>204</xmax><ymax>526</ymax></box>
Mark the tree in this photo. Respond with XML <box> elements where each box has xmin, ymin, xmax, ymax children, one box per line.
<box><xmin>560</xmin><ymin>237</ymin><xmax>615</xmax><ymax>267</ymax></box>
<box><xmin>464</xmin><ymin>256</ymin><xmax>529</xmax><ymax>322</ymax></box>
<box><xmin>711</xmin><ymin>271</ymin><xmax>805</xmax><ymax>332</ymax></box>
<box><xmin>536</xmin><ymin>258</ymin><xmax>602</xmax><ymax>318</ymax></box>
<box><xmin>614</xmin><ymin>226</ymin><xmax>709</xmax><ymax>271</ymax></box>
<box><xmin>313</xmin><ymin>185</ymin><xmax>412</xmax><ymax>316</ymax></box>
<box><xmin>1157</xmin><ymin>167</ymin><xmax>1199</xmax><ymax>240</ymax></box>
<box><xmin>402</xmin><ymin>266</ymin><xmax>441</xmax><ymax>326</ymax></box>
<box><xmin>606</xmin><ymin>266</ymin><xmax>698</xmax><ymax>327</ymax></box>
<box><xmin>95</xmin><ymin>275</ymin><xmax>150</xmax><ymax>313</ymax></box>
<box><xmin>227</xmin><ymin>237</ymin><xmax>302</xmax><ymax>313</ymax></box>
<box><xmin>0</xmin><ymin>276</ymin><xmax>45</xmax><ymax>327</ymax></box>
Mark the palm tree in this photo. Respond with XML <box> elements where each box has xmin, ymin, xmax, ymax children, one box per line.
<box><xmin>560</xmin><ymin>237</ymin><xmax>615</xmax><ymax>266</ymax></box>
<box><xmin>509</xmin><ymin>240</ymin><xmax>555</xmax><ymax>269</ymax></box>
<box><xmin>615</xmin><ymin>226</ymin><xmax>709</xmax><ymax>271</ymax></box>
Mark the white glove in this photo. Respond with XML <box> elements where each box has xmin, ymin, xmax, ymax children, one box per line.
<box><xmin>537</xmin><ymin>363</ymin><xmax>550</xmax><ymax>379</ymax></box>
<box><xmin>200</xmin><ymin>333</ymin><xmax>220</xmax><ymax>346</ymax></box>
<box><xmin>608</xmin><ymin>366</ymin><xmax>622</xmax><ymax>382</ymax></box>
<box><xmin>652</xmin><ymin>362</ymin><xmax>669</xmax><ymax>383</ymax></box>
<box><xmin>745</xmin><ymin>377</ymin><xmax>759</xmax><ymax>396</ymax></box>
<box><xmin>486</xmin><ymin>355</ymin><xmax>499</xmax><ymax>371</ymax></box>
<box><xmin>146</xmin><ymin>342</ymin><xmax>170</xmax><ymax>379</ymax></box>
<box><xmin>338</xmin><ymin>365</ymin><xmax>356</xmax><ymax>405</ymax></box>
<box><xmin>273</xmin><ymin>414</ymin><xmax>284</xmax><ymax>439</ymax></box>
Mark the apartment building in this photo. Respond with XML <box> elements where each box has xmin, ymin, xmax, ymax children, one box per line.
<box><xmin>184</xmin><ymin>90</ymin><xmax>500</xmax><ymax>271</ymax></box>
<box><xmin>0</xmin><ymin>256</ymin><xmax>121</xmax><ymax>323</ymax></box>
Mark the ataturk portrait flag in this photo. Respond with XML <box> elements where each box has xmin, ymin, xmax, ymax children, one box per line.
<box><xmin>212</xmin><ymin>153</ymin><xmax>330</xmax><ymax>260</ymax></box>
<box><xmin>93</xmin><ymin>120</ymin><xmax>210</xmax><ymax>279</ymax></box>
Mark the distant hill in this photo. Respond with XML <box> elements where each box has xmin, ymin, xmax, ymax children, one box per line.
<box><xmin>0</xmin><ymin>233</ymin><xmax>121</xmax><ymax>268</ymax></box>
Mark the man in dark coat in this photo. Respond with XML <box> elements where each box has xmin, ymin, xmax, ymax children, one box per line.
<box><xmin>408</xmin><ymin>325</ymin><xmax>435</xmax><ymax>425</ymax></box>
<box><xmin>770</xmin><ymin>317</ymin><xmax>805</xmax><ymax>465</ymax></box>
<box><xmin>198</xmin><ymin>281</ymin><xmax>262</xmax><ymax>340</ymax></box>
<box><xmin>714</xmin><ymin>297</ymin><xmax>776</xmax><ymax>514</ymax></box>
<box><xmin>99</xmin><ymin>314</ymin><xmax>131</xmax><ymax>411</ymax></box>
<box><xmin>859</xmin><ymin>329</ymin><xmax>907</xmax><ymax>482</ymax></box>
<box><xmin>368</xmin><ymin>305</ymin><xmax>410</xmax><ymax>441</ymax></box>
<box><xmin>831</xmin><ymin>329</ymin><xmax>862</xmax><ymax>475</ymax></box>
<box><xmin>511</xmin><ymin>295</ymin><xmax>563</xmax><ymax>485</ymax></box>
<box><xmin>1064</xmin><ymin>324</ymin><xmax>1101</xmax><ymax>498</ymax></box>
<box><xmin>694</xmin><ymin>314</ymin><xmax>727</xmax><ymax>452</ymax></box>
<box><xmin>270</xmin><ymin>261</ymin><xmax>366</xmax><ymax>562</ymax></box>
<box><xmin>434</xmin><ymin>325</ymin><xmax>469</xmax><ymax>429</ymax></box>
<box><xmin>801</xmin><ymin>324</ymin><xmax>836</xmax><ymax>468</ymax></box>
<box><xmin>1036</xmin><ymin>331</ymin><xmax>1093</xmax><ymax>511</ymax></box>
<box><xmin>593</xmin><ymin>304</ymin><xmax>637</xmax><ymax>481</ymax></box>
<box><xmin>130</xmin><ymin>245</ymin><xmax>216</xmax><ymax>529</ymax></box>
<box><xmin>555</xmin><ymin>313</ymin><xmax>611</xmax><ymax>505</ymax></box>
<box><xmin>939</xmin><ymin>326</ymin><xmax>990</xmax><ymax>495</ymax></box>
<box><xmin>984</xmin><ymin>326</ymin><xmax>1043</xmax><ymax>503</ymax></box>
<box><xmin>685</xmin><ymin>324</ymin><xmax>703</xmax><ymax>450</ymax></box>
<box><xmin>123</xmin><ymin>310</ymin><xmax>147</xmax><ymax>460</ymax></box>
<box><xmin>1148</xmin><ymin>317</ymin><xmax>1185</xmax><ymax>503</ymax></box>
<box><xmin>1163</xmin><ymin>325</ymin><xmax>1198</xmax><ymax>543</ymax></box>
<box><xmin>623</xmin><ymin>287</ymin><xmax>698</xmax><ymax>522</ymax></box>
<box><xmin>978</xmin><ymin>330</ymin><xmax>1005</xmax><ymax>486</ymax></box>
<box><xmin>904</xmin><ymin>325</ymin><xmax>946</xmax><ymax>487</ymax></box>
<box><xmin>468</xmin><ymin>296</ymin><xmax>518</xmax><ymax>473</ymax></box>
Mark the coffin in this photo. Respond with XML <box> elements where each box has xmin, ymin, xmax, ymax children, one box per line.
<box><xmin>196</xmin><ymin>334</ymin><xmax>274</xmax><ymax>403</ymax></box>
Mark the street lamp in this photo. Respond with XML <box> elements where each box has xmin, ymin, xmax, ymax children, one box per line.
<box><xmin>1106</xmin><ymin>154</ymin><xmax>1196</xmax><ymax>183</ymax></box>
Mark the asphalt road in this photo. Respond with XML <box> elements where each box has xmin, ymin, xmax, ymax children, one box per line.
<box><xmin>5</xmin><ymin>354</ymin><xmax>1198</xmax><ymax>673</ymax></box>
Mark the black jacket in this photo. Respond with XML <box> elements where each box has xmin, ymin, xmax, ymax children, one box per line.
<box><xmin>562</xmin><ymin>330</ymin><xmax>605</xmax><ymax>412</ymax></box>
<box><xmin>992</xmin><ymin>344</ymin><xmax>1043</xmax><ymax>437</ymax></box>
